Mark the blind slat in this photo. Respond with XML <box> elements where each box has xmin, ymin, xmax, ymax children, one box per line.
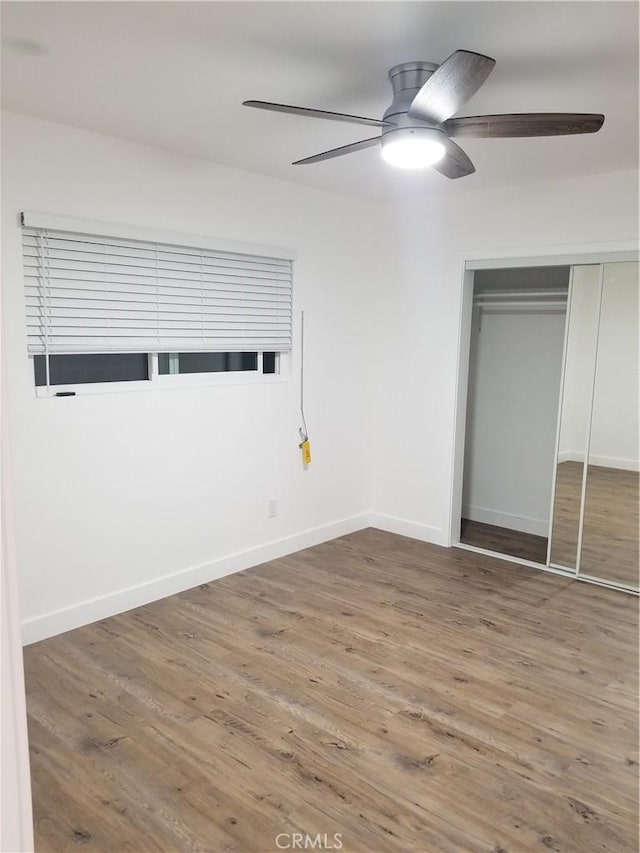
<box><xmin>23</xmin><ymin>226</ymin><xmax>293</xmax><ymax>355</ymax></box>
<box><xmin>23</xmin><ymin>249</ymin><xmax>290</xmax><ymax>276</ymax></box>
<box><xmin>25</xmin><ymin>284</ymin><xmax>291</xmax><ymax>308</ymax></box>
<box><xmin>23</xmin><ymin>265</ymin><xmax>292</xmax><ymax>286</ymax></box>
<box><xmin>25</xmin><ymin>282</ymin><xmax>291</xmax><ymax>306</ymax></box>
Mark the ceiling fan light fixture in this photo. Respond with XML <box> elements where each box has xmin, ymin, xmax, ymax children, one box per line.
<box><xmin>381</xmin><ymin>127</ymin><xmax>446</xmax><ymax>169</ymax></box>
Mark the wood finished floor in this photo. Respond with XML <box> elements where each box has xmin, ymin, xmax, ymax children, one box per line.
<box><xmin>24</xmin><ymin>529</ymin><xmax>639</xmax><ymax>853</ymax></box>
<box><xmin>582</xmin><ymin>466</ymin><xmax>639</xmax><ymax>587</ymax></box>
<box><xmin>550</xmin><ymin>462</ymin><xmax>639</xmax><ymax>588</ymax></box>
<box><xmin>460</xmin><ymin>519</ymin><xmax>548</xmax><ymax>564</ymax></box>
<box><xmin>549</xmin><ymin>462</ymin><xmax>583</xmax><ymax>571</ymax></box>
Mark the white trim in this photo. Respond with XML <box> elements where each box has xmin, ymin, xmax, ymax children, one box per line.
<box><xmin>21</xmin><ymin>513</ymin><xmax>369</xmax><ymax>645</ymax></box>
<box><xmin>546</xmin><ymin>266</ymin><xmax>575</xmax><ymax>564</ymax></box>
<box><xmin>369</xmin><ymin>512</ymin><xmax>447</xmax><ymax>546</ymax></box>
<box><xmin>456</xmin><ymin>542</ymin><xmax>565</xmax><ymax>572</ymax></box>
<box><xmin>21</xmin><ymin>210</ymin><xmax>297</xmax><ymax>261</ymax></box>
<box><xmin>464</xmin><ymin>245</ymin><xmax>638</xmax><ymax>270</ymax></box>
<box><xmin>557</xmin><ymin>451</ymin><xmax>585</xmax><ymax>463</ymax></box>
<box><xmin>461</xmin><ymin>505</ymin><xmax>549</xmax><ymax>538</ymax></box>
<box><xmin>575</xmin><ymin>264</ymin><xmax>605</xmax><ymax>577</ymax></box>
<box><xmin>1</xmin><ymin>349</ymin><xmax>34</xmax><ymax>851</ymax></box>
<box><xmin>565</xmin><ymin>573</ymin><xmax>639</xmax><ymax>595</ymax></box>
<box><xmin>152</xmin><ymin>363</ymin><xmax>288</xmax><ymax>390</ymax></box>
<box><xmin>34</xmin><ymin>373</ymin><xmax>288</xmax><ymax>397</ymax></box>
<box><xmin>557</xmin><ymin>451</ymin><xmax>639</xmax><ymax>472</ymax></box>
<box><xmin>447</xmin><ymin>266</ymin><xmax>475</xmax><ymax>546</ymax></box>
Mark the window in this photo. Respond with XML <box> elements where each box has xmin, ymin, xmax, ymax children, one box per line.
<box><xmin>262</xmin><ymin>352</ymin><xmax>277</xmax><ymax>374</ymax></box>
<box><xmin>33</xmin><ymin>351</ymin><xmax>280</xmax><ymax>389</ymax></box>
<box><xmin>158</xmin><ymin>352</ymin><xmax>258</xmax><ymax>374</ymax></box>
<box><xmin>34</xmin><ymin>353</ymin><xmax>149</xmax><ymax>386</ymax></box>
<box><xmin>157</xmin><ymin>351</ymin><xmax>280</xmax><ymax>375</ymax></box>
<box><xmin>22</xmin><ymin>213</ymin><xmax>293</xmax><ymax>394</ymax></box>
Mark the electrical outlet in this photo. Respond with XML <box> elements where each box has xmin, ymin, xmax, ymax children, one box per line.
<box><xmin>268</xmin><ymin>498</ymin><xmax>278</xmax><ymax>518</ymax></box>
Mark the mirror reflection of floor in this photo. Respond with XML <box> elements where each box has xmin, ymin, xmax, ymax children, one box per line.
<box><xmin>582</xmin><ymin>465</ymin><xmax>639</xmax><ymax>586</ymax></box>
<box><xmin>460</xmin><ymin>518</ymin><xmax>548</xmax><ymax>564</ymax></box>
<box><xmin>551</xmin><ymin>461</ymin><xmax>639</xmax><ymax>588</ymax></box>
<box><xmin>549</xmin><ymin>461</ymin><xmax>583</xmax><ymax>569</ymax></box>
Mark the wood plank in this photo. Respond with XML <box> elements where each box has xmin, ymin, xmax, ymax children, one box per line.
<box><xmin>24</xmin><ymin>529</ymin><xmax>639</xmax><ymax>852</ymax></box>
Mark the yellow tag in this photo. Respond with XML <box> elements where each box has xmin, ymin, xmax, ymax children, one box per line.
<box><xmin>301</xmin><ymin>440</ymin><xmax>311</xmax><ymax>465</ymax></box>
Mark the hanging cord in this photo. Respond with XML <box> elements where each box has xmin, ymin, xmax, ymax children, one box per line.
<box><xmin>299</xmin><ymin>310</ymin><xmax>309</xmax><ymax>443</ymax></box>
<box><xmin>298</xmin><ymin>311</ymin><xmax>311</xmax><ymax>465</ymax></box>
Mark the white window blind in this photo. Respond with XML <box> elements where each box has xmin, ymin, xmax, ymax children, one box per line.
<box><xmin>22</xmin><ymin>224</ymin><xmax>293</xmax><ymax>355</ymax></box>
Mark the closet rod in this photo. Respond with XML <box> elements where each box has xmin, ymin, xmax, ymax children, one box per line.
<box><xmin>476</xmin><ymin>300</ymin><xmax>567</xmax><ymax>309</ymax></box>
<box><xmin>474</xmin><ymin>290</ymin><xmax>569</xmax><ymax>301</ymax></box>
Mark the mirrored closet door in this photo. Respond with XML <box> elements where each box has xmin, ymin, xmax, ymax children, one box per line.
<box><xmin>461</xmin><ymin>259</ymin><xmax>639</xmax><ymax>593</ymax></box>
<box><xmin>549</xmin><ymin>265</ymin><xmax>601</xmax><ymax>571</ymax></box>
<box><xmin>549</xmin><ymin>261</ymin><xmax>639</xmax><ymax>590</ymax></box>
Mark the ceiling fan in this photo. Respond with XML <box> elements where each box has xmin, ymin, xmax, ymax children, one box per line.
<box><xmin>243</xmin><ymin>50</ymin><xmax>604</xmax><ymax>178</ymax></box>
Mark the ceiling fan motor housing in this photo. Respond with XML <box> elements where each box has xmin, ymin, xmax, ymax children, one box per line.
<box><xmin>383</xmin><ymin>61</ymin><xmax>439</xmax><ymax>123</ymax></box>
<box><xmin>382</xmin><ymin>61</ymin><xmax>447</xmax><ymax>157</ymax></box>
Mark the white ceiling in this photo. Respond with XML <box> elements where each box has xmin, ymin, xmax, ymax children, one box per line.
<box><xmin>1</xmin><ymin>1</ymin><xmax>638</xmax><ymax>203</ymax></box>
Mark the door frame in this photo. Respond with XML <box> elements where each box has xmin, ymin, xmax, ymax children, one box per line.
<box><xmin>447</xmin><ymin>242</ymin><xmax>639</xmax><ymax>565</ymax></box>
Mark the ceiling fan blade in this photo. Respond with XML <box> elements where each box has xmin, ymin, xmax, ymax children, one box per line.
<box><xmin>432</xmin><ymin>139</ymin><xmax>475</xmax><ymax>179</ymax></box>
<box><xmin>243</xmin><ymin>100</ymin><xmax>392</xmax><ymax>129</ymax></box>
<box><xmin>444</xmin><ymin>113</ymin><xmax>605</xmax><ymax>138</ymax></box>
<box><xmin>293</xmin><ymin>136</ymin><xmax>381</xmax><ymax>165</ymax></box>
<box><xmin>408</xmin><ymin>50</ymin><xmax>496</xmax><ymax>124</ymax></box>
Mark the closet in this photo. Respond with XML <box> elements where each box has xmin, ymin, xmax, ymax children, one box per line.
<box><xmin>459</xmin><ymin>260</ymin><xmax>639</xmax><ymax>593</ymax></box>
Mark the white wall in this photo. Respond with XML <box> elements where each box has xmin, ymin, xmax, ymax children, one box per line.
<box><xmin>589</xmin><ymin>261</ymin><xmax>639</xmax><ymax>469</ymax></box>
<box><xmin>1</xmin><ymin>111</ymin><xmax>391</xmax><ymax>643</ymax></box>
<box><xmin>463</xmin><ymin>308</ymin><xmax>566</xmax><ymax>536</ymax></box>
<box><xmin>371</xmin><ymin>168</ymin><xmax>639</xmax><ymax>544</ymax></box>
<box><xmin>558</xmin><ymin>265</ymin><xmax>601</xmax><ymax>463</ymax></box>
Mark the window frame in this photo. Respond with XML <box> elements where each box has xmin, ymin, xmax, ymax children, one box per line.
<box><xmin>32</xmin><ymin>351</ymin><xmax>288</xmax><ymax>398</ymax></box>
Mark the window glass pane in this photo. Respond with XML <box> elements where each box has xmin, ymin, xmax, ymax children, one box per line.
<box><xmin>158</xmin><ymin>352</ymin><xmax>258</xmax><ymax>375</ymax></box>
<box><xmin>34</xmin><ymin>354</ymin><xmax>149</xmax><ymax>386</ymax></box>
<box><xmin>262</xmin><ymin>352</ymin><xmax>277</xmax><ymax>374</ymax></box>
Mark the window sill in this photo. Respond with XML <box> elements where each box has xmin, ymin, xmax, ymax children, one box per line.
<box><xmin>34</xmin><ymin>371</ymin><xmax>288</xmax><ymax>398</ymax></box>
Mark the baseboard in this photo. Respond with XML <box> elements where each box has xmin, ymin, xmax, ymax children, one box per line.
<box><xmin>462</xmin><ymin>504</ymin><xmax>548</xmax><ymax>537</ymax></box>
<box><xmin>557</xmin><ymin>451</ymin><xmax>584</xmax><ymax>464</ymax></box>
<box><xmin>368</xmin><ymin>513</ymin><xmax>447</xmax><ymax>547</ymax></box>
<box><xmin>589</xmin><ymin>455</ymin><xmax>639</xmax><ymax>472</ymax></box>
<box><xmin>558</xmin><ymin>451</ymin><xmax>639</xmax><ymax>472</ymax></box>
<box><xmin>21</xmin><ymin>513</ymin><xmax>370</xmax><ymax>645</ymax></box>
